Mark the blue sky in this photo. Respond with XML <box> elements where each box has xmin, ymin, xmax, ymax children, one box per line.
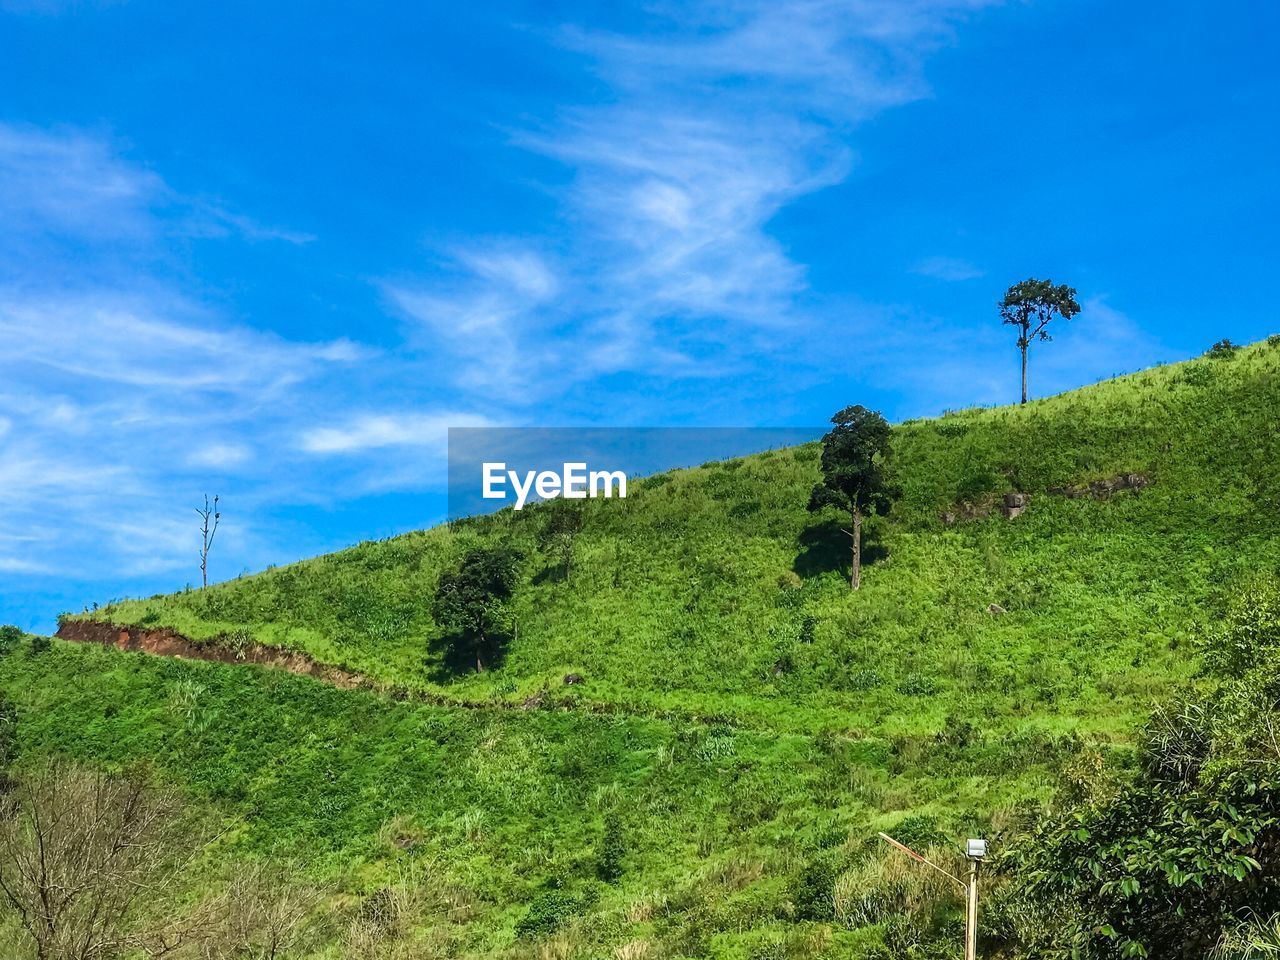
<box><xmin>2</xmin><ymin>0</ymin><xmax>1277</xmax><ymax>631</ymax></box>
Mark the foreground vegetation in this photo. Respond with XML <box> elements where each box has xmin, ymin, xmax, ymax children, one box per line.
<box><xmin>3</xmin><ymin>337</ymin><xmax>1278</xmax><ymax>957</ymax></box>
<box><xmin>3</xmin><ymin>638</ymin><xmax>1042</xmax><ymax>957</ymax></box>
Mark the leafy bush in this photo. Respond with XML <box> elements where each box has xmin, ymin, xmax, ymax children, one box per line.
<box><xmin>1206</xmin><ymin>339</ymin><xmax>1241</xmax><ymax>359</ymax></box>
<box><xmin>888</xmin><ymin>814</ymin><xmax>948</xmax><ymax>851</ymax></box>
<box><xmin>29</xmin><ymin>635</ymin><xmax>51</xmax><ymax>656</ymax></box>
<box><xmin>0</xmin><ymin>691</ymin><xmax>16</xmax><ymax>785</ymax></box>
<box><xmin>0</xmin><ymin>625</ymin><xmax>20</xmax><ymax>655</ymax></box>
<box><xmin>792</xmin><ymin>853</ymin><xmax>842</xmax><ymax>921</ymax></box>
<box><xmin>515</xmin><ymin>882</ymin><xmax>591</xmax><ymax>939</ymax></box>
<box><xmin>797</xmin><ymin>614</ymin><xmax>816</xmax><ymax>645</ymax></box>
<box><xmin>1007</xmin><ymin>765</ymin><xmax>1280</xmax><ymax>958</ymax></box>
<box><xmin>847</xmin><ymin>668</ymin><xmax>882</xmax><ymax>691</ymax></box>
<box><xmin>1180</xmin><ymin>364</ymin><xmax>1216</xmax><ymax>387</ymax></box>
<box><xmin>896</xmin><ymin>673</ymin><xmax>938</xmax><ymax>696</ymax></box>
<box><xmin>1196</xmin><ymin>577</ymin><xmax>1280</xmax><ymax>677</ymax></box>
<box><xmin>1003</xmin><ymin>578</ymin><xmax>1280</xmax><ymax>958</ymax></box>
<box><xmin>597</xmin><ymin>812</ymin><xmax>625</xmax><ymax>883</ymax></box>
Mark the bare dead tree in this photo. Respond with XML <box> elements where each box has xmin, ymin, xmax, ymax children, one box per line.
<box><xmin>0</xmin><ymin>762</ymin><xmax>195</xmax><ymax>960</ymax></box>
<box><xmin>342</xmin><ymin>864</ymin><xmax>429</xmax><ymax>960</ymax></box>
<box><xmin>0</xmin><ymin>763</ymin><xmax>326</xmax><ymax>960</ymax></box>
<box><xmin>197</xmin><ymin>495</ymin><xmax>221</xmax><ymax>590</ymax></box>
<box><xmin>209</xmin><ymin>863</ymin><xmax>320</xmax><ymax>960</ymax></box>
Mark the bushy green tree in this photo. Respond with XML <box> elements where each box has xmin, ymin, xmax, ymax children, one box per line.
<box><xmin>808</xmin><ymin>406</ymin><xmax>899</xmax><ymax>590</ymax></box>
<box><xmin>1002</xmin><ymin>578</ymin><xmax>1280</xmax><ymax>957</ymax></box>
<box><xmin>1000</xmin><ymin>278</ymin><xmax>1081</xmax><ymax>403</ymax></box>
<box><xmin>431</xmin><ymin>546</ymin><xmax>523</xmax><ymax>672</ymax></box>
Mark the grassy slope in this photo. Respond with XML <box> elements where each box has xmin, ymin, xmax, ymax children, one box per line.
<box><xmin>1</xmin><ymin>640</ymin><xmax>1078</xmax><ymax>958</ymax></box>
<box><xmin>13</xmin><ymin>340</ymin><xmax>1279</xmax><ymax>957</ymax></box>
<box><xmin>88</xmin><ymin>340</ymin><xmax>1280</xmax><ymax>739</ymax></box>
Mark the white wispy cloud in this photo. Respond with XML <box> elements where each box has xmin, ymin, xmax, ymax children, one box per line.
<box><xmin>381</xmin><ymin>246</ymin><xmax>561</xmax><ymax>399</ymax></box>
<box><xmin>0</xmin><ymin>122</ymin><xmax>313</xmax><ymax>261</ymax></box>
<box><xmin>0</xmin><ymin>290</ymin><xmax>350</xmax><ymax>393</ymax></box>
<box><xmin>388</xmin><ymin>0</ymin><xmax>998</xmax><ymax>401</ymax></box>
<box><xmin>301</xmin><ymin>412</ymin><xmax>494</xmax><ymax>455</ymax></box>
<box><xmin>0</xmin><ymin>122</ymin><xmax>372</xmax><ymax>590</ymax></box>
<box><xmin>912</xmin><ymin>255</ymin><xmax>985</xmax><ymax>281</ymax></box>
<box><xmin>184</xmin><ymin>443</ymin><xmax>253</xmax><ymax>470</ymax></box>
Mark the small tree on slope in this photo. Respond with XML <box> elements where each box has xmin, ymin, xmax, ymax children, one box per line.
<box><xmin>1000</xmin><ymin>278</ymin><xmax>1081</xmax><ymax>404</ymax></box>
<box><xmin>808</xmin><ymin>406</ymin><xmax>899</xmax><ymax>591</ymax></box>
<box><xmin>431</xmin><ymin>546</ymin><xmax>523</xmax><ymax>673</ymax></box>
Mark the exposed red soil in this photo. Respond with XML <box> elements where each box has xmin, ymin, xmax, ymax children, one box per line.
<box><xmin>56</xmin><ymin>619</ymin><xmax>368</xmax><ymax>689</ymax></box>
<box><xmin>53</xmin><ymin>620</ymin><xmax>642</xmax><ymax>719</ymax></box>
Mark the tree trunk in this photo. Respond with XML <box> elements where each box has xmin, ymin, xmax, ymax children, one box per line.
<box><xmin>476</xmin><ymin>633</ymin><xmax>485</xmax><ymax>673</ymax></box>
<box><xmin>1020</xmin><ymin>324</ymin><xmax>1029</xmax><ymax>404</ymax></box>
<box><xmin>850</xmin><ymin>509</ymin><xmax>862</xmax><ymax>591</ymax></box>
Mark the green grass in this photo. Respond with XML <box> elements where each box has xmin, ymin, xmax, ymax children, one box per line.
<box><xmin>85</xmin><ymin>339</ymin><xmax>1280</xmax><ymax>740</ymax></box>
<box><xmin>12</xmin><ymin>337</ymin><xmax>1280</xmax><ymax>957</ymax></box>
<box><xmin>1</xmin><ymin>640</ymin><xmax>1073</xmax><ymax>957</ymax></box>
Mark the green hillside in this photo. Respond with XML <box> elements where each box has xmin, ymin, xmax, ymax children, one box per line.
<box><xmin>82</xmin><ymin>339</ymin><xmax>1280</xmax><ymax>737</ymax></box>
<box><xmin>6</xmin><ymin>338</ymin><xmax>1279</xmax><ymax>958</ymax></box>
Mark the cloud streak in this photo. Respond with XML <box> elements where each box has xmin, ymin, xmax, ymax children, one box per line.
<box><xmin>912</xmin><ymin>256</ymin><xmax>985</xmax><ymax>281</ymax></box>
<box><xmin>0</xmin><ymin>122</ymin><xmax>462</xmax><ymax>596</ymax></box>
<box><xmin>385</xmin><ymin>0</ymin><xmax>998</xmax><ymax>404</ymax></box>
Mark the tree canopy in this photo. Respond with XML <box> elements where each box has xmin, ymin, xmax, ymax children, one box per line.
<box><xmin>431</xmin><ymin>546</ymin><xmax>524</xmax><ymax>672</ymax></box>
<box><xmin>1000</xmin><ymin>278</ymin><xmax>1081</xmax><ymax>403</ymax></box>
<box><xmin>807</xmin><ymin>405</ymin><xmax>899</xmax><ymax>589</ymax></box>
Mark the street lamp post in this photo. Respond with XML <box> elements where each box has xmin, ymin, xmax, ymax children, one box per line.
<box><xmin>878</xmin><ymin>832</ymin><xmax>988</xmax><ymax>960</ymax></box>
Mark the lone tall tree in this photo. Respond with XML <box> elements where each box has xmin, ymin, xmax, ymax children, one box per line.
<box><xmin>808</xmin><ymin>406</ymin><xmax>899</xmax><ymax>591</ymax></box>
<box><xmin>1000</xmin><ymin>278</ymin><xmax>1081</xmax><ymax>404</ymax></box>
<box><xmin>432</xmin><ymin>546</ymin><xmax>523</xmax><ymax>672</ymax></box>
<box><xmin>197</xmin><ymin>494</ymin><xmax>220</xmax><ymax>589</ymax></box>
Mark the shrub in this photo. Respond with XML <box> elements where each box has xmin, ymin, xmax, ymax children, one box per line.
<box><xmin>1006</xmin><ymin>764</ymin><xmax>1280</xmax><ymax>958</ymax></box>
<box><xmin>0</xmin><ymin>625</ymin><xmax>21</xmax><ymax>655</ymax></box>
<box><xmin>798</xmin><ymin>614</ymin><xmax>817</xmax><ymax>645</ymax></box>
<box><xmin>1180</xmin><ymin>364</ymin><xmax>1215</xmax><ymax>388</ymax></box>
<box><xmin>888</xmin><ymin>814</ymin><xmax>948</xmax><ymax>851</ymax></box>
<box><xmin>0</xmin><ymin>691</ymin><xmax>16</xmax><ymax>785</ymax></box>
<box><xmin>1268</xmin><ymin>333</ymin><xmax>1280</xmax><ymax>348</ymax></box>
<box><xmin>792</xmin><ymin>853</ymin><xmax>842</xmax><ymax>921</ymax></box>
<box><xmin>896</xmin><ymin>673</ymin><xmax>939</xmax><ymax>696</ymax></box>
<box><xmin>955</xmin><ymin>467</ymin><xmax>1000</xmax><ymax>503</ymax></box>
<box><xmin>847</xmin><ymin>668</ymin><xmax>882</xmax><ymax>691</ymax></box>
<box><xmin>1205</xmin><ymin>338</ymin><xmax>1240</xmax><ymax>359</ymax></box>
<box><xmin>597</xmin><ymin>812</ymin><xmax>625</xmax><ymax>883</ymax></box>
<box><xmin>1196</xmin><ymin>577</ymin><xmax>1280</xmax><ymax>677</ymax></box>
<box><xmin>515</xmin><ymin>883</ymin><xmax>589</xmax><ymax>939</ymax></box>
<box><xmin>29</xmin><ymin>635</ymin><xmax>51</xmax><ymax>655</ymax></box>
<box><xmin>696</xmin><ymin>729</ymin><xmax>737</xmax><ymax>762</ymax></box>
